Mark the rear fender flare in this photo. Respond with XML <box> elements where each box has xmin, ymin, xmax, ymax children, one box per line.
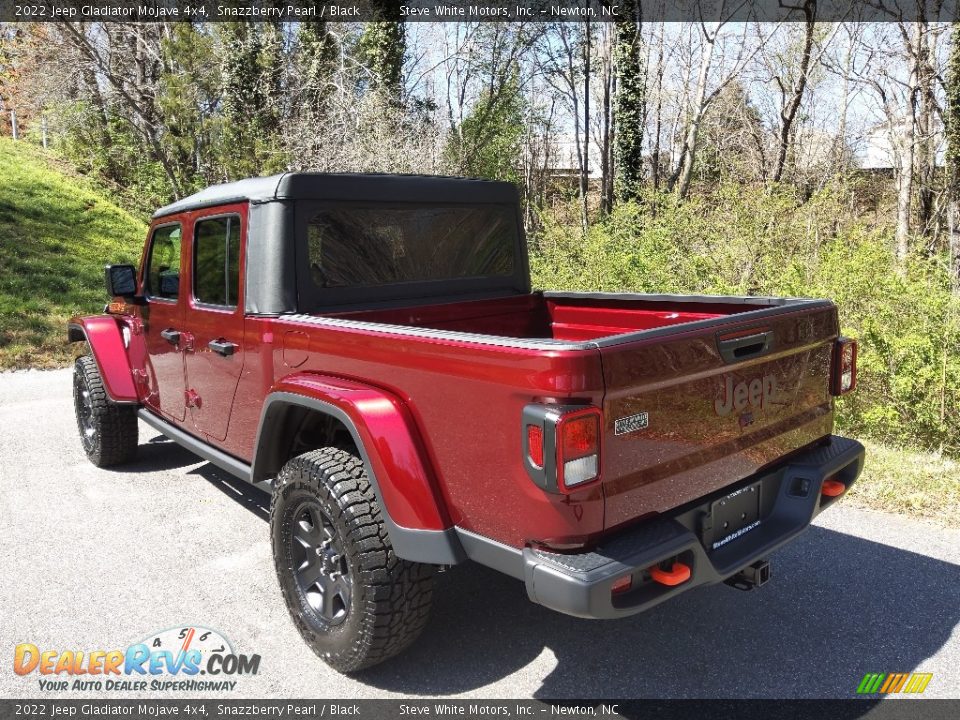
<box><xmin>67</xmin><ymin>316</ymin><xmax>138</xmax><ymax>404</ymax></box>
<box><xmin>251</xmin><ymin>374</ymin><xmax>465</xmax><ymax>565</ymax></box>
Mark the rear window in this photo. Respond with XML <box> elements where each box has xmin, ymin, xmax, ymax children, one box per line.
<box><xmin>193</xmin><ymin>215</ymin><xmax>241</xmax><ymax>307</ymax></box>
<box><xmin>304</xmin><ymin>205</ymin><xmax>516</xmax><ymax>289</ymax></box>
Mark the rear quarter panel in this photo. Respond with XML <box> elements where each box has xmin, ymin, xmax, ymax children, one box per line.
<box><xmin>226</xmin><ymin>317</ymin><xmax>607</xmax><ymax>547</ymax></box>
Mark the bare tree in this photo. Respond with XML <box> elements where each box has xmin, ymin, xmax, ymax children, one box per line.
<box><xmin>649</xmin><ymin>21</ymin><xmax>668</xmax><ymax>192</ymax></box>
<box><xmin>538</xmin><ymin>23</ymin><xmax>593</xmax><ymax>230</ymax></box>
<box><xmin>60</xmin><ymin>22</ymin><xmax>184</xmax><ymax>197</ymax></box>
<box><xmin>768</xmin><ymin>0</ymin><xmax>819</xmax><ymax>183</ymax></box>
<box><xmin>947</xmin><ymin>22</ymin><xmax>960</xmax><ymax>288</ymax></box>
<box><xmin>593</xmin><ymin>23</ymin><xmax>615</xmax><ymax>214</ymax></box>
<box><xmin>848</xmin><ymin>22</ymin><xmax>930</xmax><ymax>269</ymax></box>
<box><xmin>667</xmin><ymin>9</ymin><xmax>765</xmax><ymax>199</ymax></box>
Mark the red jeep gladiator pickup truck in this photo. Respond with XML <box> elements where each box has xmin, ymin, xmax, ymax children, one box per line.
<box><xmin>70</xmin><ymin>173</ymin><xmax>863</xmax><ymax>672</ymax></box>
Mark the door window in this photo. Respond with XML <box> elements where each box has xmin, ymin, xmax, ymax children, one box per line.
<box><xmin>193</xmin><ymin>215</ymin><xmax>241</xmax><ymax>307</ymax></box>
<box><xmin>145</xmin><ymin>224</ymin><xmax>183</xmax><ymax>300</ymax></box>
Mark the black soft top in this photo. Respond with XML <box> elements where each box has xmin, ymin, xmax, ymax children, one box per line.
<box><xmin>153</xmin><ymin>172</ymin><xmax>519</xmax><ymax>218</ymax></box>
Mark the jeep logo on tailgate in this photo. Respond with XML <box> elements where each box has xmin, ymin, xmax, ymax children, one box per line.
<box><xmin>715</xmin><ymin>374</ymin><xmax>777</xmax><ymax>417</ymax></box>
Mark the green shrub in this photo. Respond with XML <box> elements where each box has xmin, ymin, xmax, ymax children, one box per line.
<box><xmin>530</xmin><ymin>182</ymin><xmax>960</xmax><ymax>455</ymax></box>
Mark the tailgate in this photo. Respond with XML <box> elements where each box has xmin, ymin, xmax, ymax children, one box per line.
<box><xmin>599</xmin><ymin>301</ymin><xmax>838</xmax><ymax>529</ymax></box>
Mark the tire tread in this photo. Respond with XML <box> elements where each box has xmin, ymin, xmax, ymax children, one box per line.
<box><xmin>270</xmin><ymin>447</ymin><xmax>434</xmax><ymax>672</ymax></box>
<box><xmin>74</xmin><ymin>355</ymin><xmax>138</xmax><ymax>467</ymax></box>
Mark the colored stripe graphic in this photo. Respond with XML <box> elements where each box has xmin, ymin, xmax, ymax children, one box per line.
<box><xmin>857</xmin><ymin>674</ymin><xmax>885</xmax><ymax>694</ymax></box>
<box><xmin>857</xmin><ymin>672</ymin><xmax>932</xmax><ymax>694</ymax></box>
<box><xmin>904</xmin><ymin>673</ymin><xmax>934</xmax><ymax>694</ymax></box>
<box><xmin>879</xmin><ymin>674</ymin><xmax>896</xmax><ymax>693</ymax></box>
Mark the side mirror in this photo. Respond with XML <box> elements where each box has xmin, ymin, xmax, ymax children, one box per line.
<box><xmin>105</xmin><ymin>264</ymin><xmax>138</xmax><ymax>298</ymax></box>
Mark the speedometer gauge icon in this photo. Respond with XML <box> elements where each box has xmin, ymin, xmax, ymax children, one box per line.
<box><xmin>139</xmin><ymin>625</ymin><xmax>233</xmax><ymax>667</ymax></box>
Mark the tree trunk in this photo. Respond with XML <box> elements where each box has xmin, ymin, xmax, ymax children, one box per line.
<box><xmin>833</xmin><ymin>29</ymin><xmax>853</xmax><ymax>175</ymax></box>
<box><xmin>896</xmin><ymin>137</ymin><xmax>914</xmax><ymax>268</ymax></box>
<box><xmin>613</xmin><ymin>0</ymin><xmax>645</xmax><ymax>204</ymax></box>
<box><xmin>771</xmin><ymin>0</ymin><xmax>816</xmax><ymax>183</ymax></box>
<box><xmin>947</xmin><ymin>22</ymin><xmax>960</xmax><ymax>288</ymax></box>
<box><xmin>895</xmin><ymin>23</ymin><xmax>921</xmax><ymax>271</ymax></box>
<box><xmin>651</xmin><ymin>22</ymin><xmax>664</xmax><ymax>193</ymax></box>
<box><xmin>599</xmin><ymin>31</ymin><xmax>614</xmax><ymax>215</ymax></box>
<box><xmin>914</xmin><ymin>21</ymin><xmax>936</xmax><ymax>238</ymax></box>
<box><xmin>672</xmin><ymin>31</ymin><xmax>714</xmax><ymax>199</ymax></box>
<box><xmin>950</xmin><ymin>203</ymin><xmax>960</xmax><ymax>289</ymax></box>
<box><xmin>581</xmin><ymin>18</ymin><xmax>591</xmax><ymax>232</ymax></box>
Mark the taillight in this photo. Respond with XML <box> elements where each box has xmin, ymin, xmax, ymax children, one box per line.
<box><xmin>831</xmin><ymin>337</ymin><xmax>858</xmax><ymax>396</ymax></box>
<box><xmin>526</xmin><ymin>424</ymin><xmax>544</xmax><ymax>468</ymax></box>
<box><xmin>556</xmin><ymin>409</ymin><xmax>601</xmax><ymax>491</ymax></box>
<box><xmin>521</xmin><ymin>404</ymin><xmax>603</xmax><ymax>494</ymax></box>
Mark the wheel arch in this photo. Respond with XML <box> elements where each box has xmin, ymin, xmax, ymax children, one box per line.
<box><xmin>67</xmin><ymin>316</ymin><xmax>138</xmax><ymax>404</ymax></box>
<box><xmin>252</xmin><ymin>376</ymin><xmax>464</xmax><ymax>565</ymax></box>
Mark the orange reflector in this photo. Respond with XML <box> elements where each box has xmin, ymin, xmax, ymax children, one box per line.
<box><xmin>611</xmin><ymin>575</ymin><xmax>633</xmax><ymax>594</ymax></box>
<box><xmin>650</xmin><ymin>562</ymin><xmax>691</xmax><ymax>587</ymax></box>
<box><xmin>821</xmin><ymin>479</ymin><xmax>845</xmax><ymax>497</ymax></box>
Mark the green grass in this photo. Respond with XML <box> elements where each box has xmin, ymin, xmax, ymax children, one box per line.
<box><xmin>0</xmin><ymin>138</ymin><xmax>148</xmax><ymax>369</ymax></box>
<box><xmin>846</xmin><ymin>441</ymin><xmax>960</xmax><ymax>526</ymax></box>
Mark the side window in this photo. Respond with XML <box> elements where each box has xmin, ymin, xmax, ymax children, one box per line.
<box><xmin>193</xmin><ymin>215</ymin><xmax>241</xmax><ymax>307</ymax></box>
<box><xmin>145</xmin><ymin>224</ymin><xmax>182</xmax><ymax>300</ymax></box>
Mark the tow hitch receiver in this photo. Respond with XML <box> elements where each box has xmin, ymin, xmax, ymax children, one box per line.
<box><xmin>724</xmin><ymin>559</ymin><xmax>771</xmax><ymax>591</ymax></box>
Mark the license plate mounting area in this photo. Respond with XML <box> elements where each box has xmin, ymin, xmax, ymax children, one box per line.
<box><xmin>701</xmin><ymin>481</ymin><xmax>762</xmax><ymax>551</ymax></box>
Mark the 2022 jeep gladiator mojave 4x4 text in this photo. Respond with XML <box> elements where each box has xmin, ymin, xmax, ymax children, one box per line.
<box><xmin>70</xmin><ymin>173</ymin><xmax>864</xmax><ymax>672</ymax></box>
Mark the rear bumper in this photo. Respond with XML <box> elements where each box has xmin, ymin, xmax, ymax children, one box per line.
<box><xmin>522</xmin><ymin>434</ymin><xmax>864</xmax><ymax>619</ymax></box>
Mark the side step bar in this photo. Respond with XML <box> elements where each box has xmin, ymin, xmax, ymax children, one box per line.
<box><xmin>136</xmin><ymin>409</ymin><xmax>273</xmax><ymax>493</ymax></box>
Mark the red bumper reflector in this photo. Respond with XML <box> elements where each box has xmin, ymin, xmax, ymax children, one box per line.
<box><xmin>821</xmin><ymin>479</ymin><xmax>846</xmax><ymax>497</ymax></box>
<box><xmin>526</xmin><ymin>424</ymin><xmax>544</xmax><ymax>468</ymax></box>
<box><xmin>611</xmin><ymin>575</ymin><xmax>633</xmax><ymax>594</ymax></box>
<box><xmin>650</xmin><ymin>562</ymin><xmax>691</xmax><ymax>587</ymax></box>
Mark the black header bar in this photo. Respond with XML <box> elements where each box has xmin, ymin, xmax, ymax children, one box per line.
<box><xmin>2</xmin><ymin>0</ymin><xmax>958</xmax><ymax>23</ymax></box>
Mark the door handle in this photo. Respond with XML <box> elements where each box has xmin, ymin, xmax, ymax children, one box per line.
<box><xmin>208</xmin><ymin>339</ymin><xmax>238</xmax><ymax>357</ymax></box>
<box><xmin>160</xmin><ymin>328</ymin><xmax>181</xmax><ymax>346</ymax></box>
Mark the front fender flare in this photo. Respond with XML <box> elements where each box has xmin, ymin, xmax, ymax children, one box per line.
<box><xmin>67</xmin><ymin>316</ymin><xmax>138</xmax><ymax>404</ymax></box>
<box><xmin>252</xmin><ymin>374</ymin><xmax>465</xmax><ymax>565</ymax></box>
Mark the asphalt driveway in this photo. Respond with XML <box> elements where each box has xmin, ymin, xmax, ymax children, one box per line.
<box><xmin>1</xmin><ymin>368</ymin><xmax>958</xmax><ymax>700</ymax></box>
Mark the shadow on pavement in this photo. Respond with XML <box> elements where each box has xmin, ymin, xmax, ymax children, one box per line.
<box><xmin>190</xmin><ymin>462</ymin><xmax>270</xmax><ymax>521</ymax></box>
<box><xmin>189</xmin><ymin>468</ymin><xmax>959</xmax><ymax>700</ymax></box>
<box><xmin>106</xmin><ymin>432</ymin><xmax>204</xmax><ymax>474</ymax></box>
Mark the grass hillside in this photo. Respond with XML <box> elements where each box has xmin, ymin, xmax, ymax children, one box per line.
<box><xmin>0</xmin><ymin>138</ymin><xmax>147</xmax><ymax>369</ymax></box>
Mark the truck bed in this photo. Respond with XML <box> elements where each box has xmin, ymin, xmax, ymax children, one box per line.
<box><xmin>323</xmin><ymin>291</ymin><xmax>799</xmax><ymax>344</ymax></box>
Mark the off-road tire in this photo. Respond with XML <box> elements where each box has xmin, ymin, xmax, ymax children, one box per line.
<box><xmin>73</xmin><ymin>355</ymin><xmax>138</xmax><ymax>467</ymax></box>
<box><xmin>270</xmin><ymin>447</ymin><xmax>434</xmax><ymax>673</ymax></box>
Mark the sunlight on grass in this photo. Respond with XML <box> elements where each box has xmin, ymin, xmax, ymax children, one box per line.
<box><xmin>0</xmin><ymin>138</ymin><xmax>148</xmax><ymax>369</ymax></box>
<box><xmin>846</xmin><ymin>440</ymin><xmax>960</xmax><ymax>526</ymax></box>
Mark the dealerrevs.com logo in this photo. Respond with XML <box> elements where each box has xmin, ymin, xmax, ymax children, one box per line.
<box><xmin>13</xmin><ymin>626</ymin><xmax>260</xmax><ymax>692</ymax></box>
